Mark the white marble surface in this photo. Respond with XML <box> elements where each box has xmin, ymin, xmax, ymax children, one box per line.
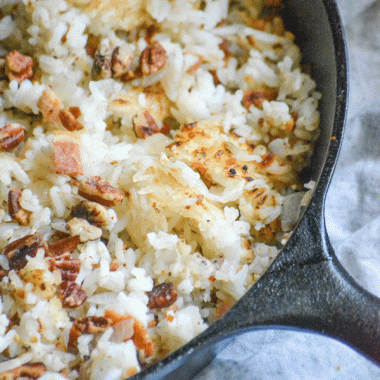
<box><xmin>193</xmin><ymin>1</ymin><xmax>380</xmax><ymax>378</ymax></box>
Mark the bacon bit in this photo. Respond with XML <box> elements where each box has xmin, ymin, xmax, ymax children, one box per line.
<box><xmin>242</xmin><ymin>89</ymin><xmax>278</xmax><ymax>109</ymax></box>
<box><xmin>47</xmin><ymin>235</ymin><xmax>80</xmax><ymax>257</ymax></box>
<box><xmin>187</xmin><ymin>55</ymin><xmax>204</xmax><ymax>74</ymax></box>
<box><xmin>37</xmin><ymin>89</ymin><xmax>62</xmax><ymax>127</ymax></box>
<box><xmin>145</xmin><ymin>24</ymin><xmax>157</xmax><ymax>44</ymax></box>
<box><xmin>52</xmin><ymin>131</ymin><xmax>83</xmax><ymax>176</ymax></box>
<box><xmin>4</xmin><ymin>233</ymin><xmax>47</xmax><ymax>271</ymax></box>
<box><xmin>109</xmin><ymin>262</ymin><xmax>119</xmax><ymax>271</ymax></box>
<box><xmin>140</xmin><ymin>42</ymin><xmax>167</xmax><ymax>76</ymax></box>
<box><xmin>160</xmin><ymin>121</ymin><xmax>171</xmax><ymax>136</ymax></box>
<box><xmin>215</xmin><ymin>299</ymin><xmax>233</xmax><ymax>320</ymax></box>
<box><xmin>8</xmin><ymin>188</ymin><xmax>30</xmax><ymax>226</ymax></box>
<box><xmin>196</xmin><ymin>194</ymin><xmax>204</xmax><ymax>205</ymax></box>
<box><xmin>132</xmin><ymin>320</ymin><xmax>155</xmax><ymax>357</ymax></box>
<box><xmin>191</xmin><ymin>162</ymin><xmax>207</xmax><ymax>176</ymax></box>
<box><xmin>5</xmin><ymin>50</ymin><xmax>33</xmax><ymax>83</ymax></box>
<box><xmin>59</xmin><ymin>109</ymin><xmax>84</xmax><ymax>131</ymax></box>
<box><xmin>147</xmin><ymin>282</ymin><xmax>178</xmax><ymax>310</ymax></box>
<box><xmin>78</xmin><ymin>176</ymin><xmax>124</xmax><ymax>207</ymax></box>
<box><xmin>59</xmin><ymin>281</ymin><xmax>87</xmax><ymax>308</ymax></box>
<box><xmin>85</xmin><ymin>34</ymin><xmax>100</xmax><ymax>59</ymax></box>
<box><xmin>208</xmin><ymin>275</ymin><xmax>216</xmax><ymax>283</ymax></box>
<box><xmin>219</xmin><ymin>40</ymin><xmax>232</xmax><ymax>63</ymax></box>
<box><xmin>104</xmin><ymin>309</ymin><xmax>133</xmax><ymax>325</ymax></box>
<box><xmin>126</xmin><ymin>367</ymin><xmax>139</xmax><ymax>377</ymax></box>
<box><xmin>132</xmin><ymin>110</ymin><xmax>160</xmax><ymax>139</ymax></box>
<box><xmin>261</xmin><ymin>152</ymin><xmax>276</xmax><ymax>168</ymax></box>
<box><xmin>209</xmin><ymin>69</ymin><xmax>220</xmax><ymax>85</ymax></box>
<box><xmin>0</xmin><ymin>362</ymin><xmax>46</xmax><ymax>380</ymax></box>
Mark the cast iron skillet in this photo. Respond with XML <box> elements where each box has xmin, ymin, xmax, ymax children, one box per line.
<box><xmin>131</xmin><ymin>0</ymin><xmax>380</xmax><ymax>378</ymax></box>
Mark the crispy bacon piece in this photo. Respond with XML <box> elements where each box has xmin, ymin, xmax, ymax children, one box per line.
<box><xmin>52</xmin><ymin>131</ymin><xmax>83</xmax><ymax>176</ymax></box>
<box><xmin>5</xmin><ymin>50</ymin><xmax>33</xmax><ymax>83</ymax></box>
<box><xmin>0</xmin><ymin>124</ymin><xmax>25</xmax><ymax>151</ymax></box>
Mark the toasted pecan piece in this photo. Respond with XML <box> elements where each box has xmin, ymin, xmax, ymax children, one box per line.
<box><xmin>8</xmin><ymin>188</ymin><xmax>30</xmax><ymax>226</ymax></box>
<box><xmin>47</xmin><ymin>235</ymin><xmax>80</xmax><ymax>257</ymax></box>
<box><xmin>71</xmin><ymin>200</ymin><xmax>110</xmax><ymax>227</ymax></box>
<box><xmin>5</xmin><ymin>50</ymin><xmax>33</xmax><ymax>83</ymax></box>
<box><xmin>52</xmin><ymin>131</ymin><xmax>83</xmax><ymax>176</ymax></box>
<box><xmin>67</xmin><ymin>217</ymin><xmax>103</xmax><ymax>243</ymax></box>
<box><xmin>0</xmin><ymin>362</ymin><xmax>46</xmax><ymax>380</ymax></box>
<box><xmin>132</xmin><ymin>110</ymin><xmax>160</xmax><ymax>139</ymax></box>
<box><xmin>140</xmin><ymin>42</ymin><xmax>167</xmax><ymax>76</ymax></box>
<box><xmin>147</xmin><ymin>282</ymin><xmax>178</xmax><ymax>310</ymax></box>
<box><xmin>59</xmin><ymin>108</ymin><xmax>84</xmax><ymax>131</ymax></box>
<box><xmin>112</xmin><ymin>45</ymin><xmax>134</xmax><ymax>79</ymax></box>
<box><xmin>0</xmin><ymin>124</ymin><xmax>25</xmax><ymax>151</ymax></box>
<box><xmin>3</xmin><ymin>233</ymin><xmax>47</xmax><ymax>271</ymax></box>
<box><xmin>49</xmin><ymin>257</ymin><xmax>81</xmax><ymax>282</ymax></box>
<box><xmin>68</xmin><ymin>316</ymin><xmax>111</xmax><ymax>351</ymax></box>
<box><xmin>59</xmin><ymin>281</ymin><xmax>87</xmax><ymax>308</ymax></box>
<box><xmin>78</xmin><ymin>176</ymin><xmax>123</xmax><ymax>207</ymax></box>
<box><xmin>37</xmin><ymin>89</ymin><xmax>62</xmax><ymax>126</ymax></box>
<box><xmin>92</xmin><ymin>44</ymin><xmax>112</xmax><ymax>80</ymax></box>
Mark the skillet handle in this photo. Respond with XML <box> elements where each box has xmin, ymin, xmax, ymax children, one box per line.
<box><xmin>213</xmin><ymin>202</ymin><xmax>380</xmax><ymax>365</ymax></box>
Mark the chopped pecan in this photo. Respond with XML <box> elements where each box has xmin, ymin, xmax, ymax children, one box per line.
<box><xmin>92</xmin><ymin>44</ymin><xmax>112</xmax><ymax>80</ymax></box>
<box><xmin>71</xmin><ymin>200</ymin><xmax>110</xmax><ymax>227</ymax></box>
<box><xmin>0</xmin><ymin>362</ymin><xmax>46</xmax><ymax>380</ymax></box>
<box><xmin>140</xmin><ymin>42</ymin><xmax>167</xmax><ymax>76</ymax></box>
<box><xmin>111</xmin><ymin>46</ymin><xmax>134</xmax><ymax>79</ymax></box>
<box><xmin>68</xmin><ymin>316</ymin><xmax>111</xmax><ymax>351</ymax></box>
<box><xmin>8</xmin><ymin>187</ymin><xmax>31</xmax><ymax>226</ymax></box>
<box><xmin>59</xmin><ymin>281</ymin><xmax>87</xmax><ymax>308</ymax></box>
<box><xmin>47</xmin><ymin>235</ymin><xmax>80</xmax><ymax>257</ymax></box>
<box><xmin>3</xmin><ymin>233</ymin><xmax>47</xmax><ymax>271</ymax></box>
<box><xmin>59</xmin><ymin>109</ymin><xmax>84</xmax><ymax>131</ymax></box>
<box><xmin>67</xmin><ymin>218</ymin><xmax>102</xmax><ymax>243</ymax></box>
<box><xmin>49</xmin><ymin>258</ymin><xmax>81</xmax><ymax>282</ymax></box>
<box><xmin>37</xmin><ymin>89</ymin><xmax>62</xmax><ymax>126</ymax></box>
<box><xmin>147</xmin><ymin>282</ymin><xmax>178</xmax><ymax>310</ymax></box>
<box><xmin>52</xmin><ymin>131</ymin><xmax>83</xmax><ymax>176</ymax></box>
<box><xmin>0</xmin><ymin>124</ymin><xmax>25</xmax><ymax>151</ymax></box>
<box><xmin>5</xmin><ymin>50</ymin><xmax>33</xmax><ymax>83</ymax></box>
<box><xmin>78</xmin><ymin>176</ymin><xmax>123</xmax><ymax>207</ymax></box>
<box><xmin>132</xmin><ymin>110</ymin><xmax>160</xmax><ymax>139</ymax></box>
<box><xmin>242</xmin><ymin>89</ymin><xmax>278</xmax><ymax>109</ymax></box>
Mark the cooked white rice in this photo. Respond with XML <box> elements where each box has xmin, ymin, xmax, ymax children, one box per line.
<box><xmin>0</xmin><ymin>0</ymin><xmax>319</xmax><ymax>378</ymax></box>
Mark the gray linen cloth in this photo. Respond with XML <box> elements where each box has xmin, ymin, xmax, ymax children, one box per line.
<box><xmin>193</xmin><ymin>1</ymin><xmax>380</xmax><ymax>378</ymax></box>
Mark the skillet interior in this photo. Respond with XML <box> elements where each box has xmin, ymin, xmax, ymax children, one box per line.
<box><xmin>130</xmin><ymin>0</ymin><xmax>350</xmax><ymax>378</ymax></box>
